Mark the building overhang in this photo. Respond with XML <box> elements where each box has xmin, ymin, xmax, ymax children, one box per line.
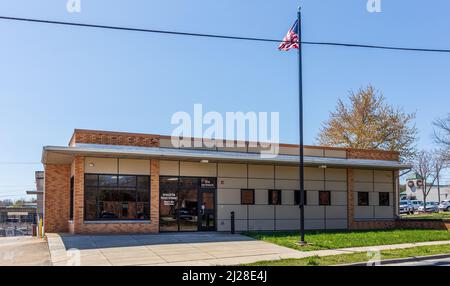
<box><xmin>42</xmin><ymin>143</ymin><xmax>411</xmax><ymax>170</ymax></box>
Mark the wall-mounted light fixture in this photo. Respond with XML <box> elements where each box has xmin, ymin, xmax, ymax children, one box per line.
<box><xmin>89</xmin><ymin>163</ymin><xmax>95</xmax><ymax>167</ymax></box>
<box><xmin>200</xmin><ymin>160</ymin><xmax>209</xmax><ymax>163</ymax></box>
<box><xmin>318</xmin><ymin>165</ymin><xmax>327</xmax><ymax>169</ymax></box>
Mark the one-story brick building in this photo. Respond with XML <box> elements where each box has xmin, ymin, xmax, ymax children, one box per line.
<box><xmin>41</xmin><ymin>129</ymin><xmax>411</xmax><ymax>234</ymax></box>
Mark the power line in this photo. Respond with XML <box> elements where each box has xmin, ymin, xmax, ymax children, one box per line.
<box><xmin>1</xmin><ymin>16</ymin><xmax>450</xmax><ymax>53</ymax></box>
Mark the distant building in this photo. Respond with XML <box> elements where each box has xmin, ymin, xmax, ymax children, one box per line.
<box><xmin>403</xmin><ymin>173</ymin><xmax>450</xmax><ymax>202</ymax></box>
<box><xmin>26</xmin><ymin>171</ymin><xmax>44</xmax><ymax>218</ymax></box>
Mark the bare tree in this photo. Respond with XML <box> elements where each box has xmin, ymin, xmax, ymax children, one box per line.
<box><xmin>433</xmin><ymin>114</ymin><xmax>450</xmax><ymax>159</ymax></box>
<box><xmin>317</xmin><ymin>85</ymin><xmax>417</xmax><ymax>161</ymax></box>
<box><xmin>412</xmin><ymin>149</ymin><xmax>448</xmax><ymax>209</ymax></box>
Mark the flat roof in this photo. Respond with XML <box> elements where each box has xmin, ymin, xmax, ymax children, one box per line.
<box><xmin>42</xmin><ymin>143</ymin><xmax>411</xmax><ymax>170</ymax></box>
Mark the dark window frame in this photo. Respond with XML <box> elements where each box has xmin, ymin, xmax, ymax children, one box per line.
<box><xmin>268</xmin><ymin>189</ymin><xmax>282</xmax><ymax>205</ymax></box>
<box><xmin>241</xmin><ymin>189</ymin><xmax>255</xmax><ymax>205</ymax></box>
<box><xmin>379</xmin><ymin>192</ymin><xmax>390</xmax><ymax>206</ymax></box>
<box><xmin>69</xmin><ymin>176</ymin><xmax>74</xmax><ymax>220</ymax></box>
<box><xmin>319</xmin><ymin>191</ymin><xmax>331</xmax><ymax>206</ymax></box>
<box><xmin>358</xmin><ymin>192</ymin><xmax>370</xmax><ymax>206</ymax></box>
<box><xmin>84</xmin><ymin>173</ymin><xmax>151</xmax><ymax>221</ymax></box>
<box><xmin>294</xmin><ymin>190</ymin><xmax>307</xmax><ymax>205</ymax></box>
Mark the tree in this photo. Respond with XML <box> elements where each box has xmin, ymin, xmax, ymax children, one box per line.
<box><xmin>317</xmin><ymin>85</ymin><xmax>417</xmax><ymax>161</ymax></box>
<box><xmin>433</xmin><ymin>114</ymin><xmax>450</xmax><ymax>153</ymax></box>
<box><xmin>412</xmin><ymin>149</ymin><xmax>448</xmax><ymax>209</ymax></box>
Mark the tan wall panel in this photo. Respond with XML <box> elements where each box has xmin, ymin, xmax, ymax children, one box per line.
<box><xmin>325</xmin><ymin>206</ymin><xmax>347</xmax><ymax>219</ymax></box>
<box><xmin>354</xmin><ymin>206</ymin><xmax>374</xmax><ymax>219</ymax></box>
<box><xmin>179</xmin><ymin>162</ymin><xmax>217</xmax><ymax>177</ymax></box>
<box><xmin>305</xmin><ymin>167</ymin><xmax>324</xmax><ymax>180</ymax></box>
<box><xmin>354</xmin><ymin>182</ymin><xmax>374</xmax><ymax>192</ymax></box>
<box><xmin>279</xmin><ymin>146</ymin><xmax>299</xmax><ymax>156</ymax></box>
<box><xmin>325</xmin><ymin>181</ymin><xmax>347</xmax><ymax>191</ymax></box>
<box><xmin>275</xmin><ymin>206</ymin><xmax>300</xmax><ymax>219</ymax></box>
<box><xmin>324</xmin><ymin>149</ymin><xmax>347</xmax><ymax>158</ymax></box>
<box><xmin>353</xmin><ymin>169</ymin><xmax>374</xmax><ymax>182</ymax></box>
<box><xmin>217</xmin><ymin>205</ymin><xmax>247</xmax><ymax>220</ymax></box>
<box><xmin>159</xmin><ymin>160</ymin><xmax>179</xmax><ymax>176</ymax></box>
<box><xmin>218</xmin><ymin>163</ymin><xmax>247</xmax><ymax>178</ymax></box>
<box><xmin>282</xmin><ymin>190</ymin><xmax>295</xmax><ymax>205</ymax></box>
<box><xmin>331</xmin><ymin>191</ymin><xmax>347</xmax><ymax>206</ymax></box>
<box><xmin>275</xmin><ymin>166</ymin><xmax>299</xmax><ymax>180</ymax></box>
<box><xmin>374</xmin><ymin>170</ymin><xmax>393</xmax><ymax>183</ymax></box>
<box><xmin>248</xmin><ymin>164</ymin><xmax>274</xmax><ymax>178</ymax></box>
<box><xmin>217</xmin><ymin>144</ymin><xmax>247</xmax><ymax>152</ymax></box>
<box><xmin>307</xmin><ymin>191</ymin><xmax>319</xmax><ymax>205</ymax></box>
<box><xmin>248</xmin><ymin>220</ymin><xmax>275</xmax><ymax>231</ymax></box>
<box><xmin>218</xmin><ymin>177</ymin><xmax>247</xmax><ymax>189</ymax></box>
<box><xmin>217</xmin><ymin>188</ymin><xmax>241</xmax><ymax>204</ymax></box>
<box><xmin>375</xmin><ymin>206</ymin><xmax>394</xmax><ymax>219</ymax></box>
<box><xmin>118</xmin><ymin>159</ymin><xmax>150</xmax><ymax>175</ymax></box>
<box><xmin>325</xmin><ymin>168</ymin><xmax>347</xmax><ymax>181</ymax></box>
<box><xmin>304</xmin><ymin>148</ymin><xmax>324</xmax><ymax>157</ymax></box>
<box><xmin>84</xmin><ymin>157</ymin><xmax>117</xmax><ymax>174</ymax></box>
<box><xmin>305</xmin><ymin>206</ymin><xmax>325</xmax><ymax>219</ymax></box>
<box><xmin>275</xmin><ymin>179</ymin><xmax>299</xmax><ymax>190</ymax></box>
<box><xmin>255</xmin><ymin>189</ymin><xmax>268</xmax><ymax>204</ymax></box>
<box><xmin>248</xmin><ymin>178</ymin><xmax>275</xmax><ymax>189</ymax></box>
<box><xmin>305</xmin><ymin>219</ymin><xmax>325</xmax><ymax>230</ymax></box>
<box><xmin>374</xmin><ymin>183</ymin><xmax>394</xmax><ymax>193</ymax></box>
<box><xmin>217</xmin><ymin>219</ymin><xmax>248</xmax><ymax>231</ymax></box>
<box><xmin>326</xmin><ymin>219</ymin><xmax>347</xmax><ymax>229</ymax></box>
<box><xmin>276</xmin><ymin>220</ymin><xmax>300</xmax><ymax>230</ymax></box>
<box><xmin>304</xmin><ymin>180</ymin><xmax>324</xmax><ymax>191</ymax></box>
<box><xmin>249</xmin><ymin>205</ymin><xmax>275</xmax><ymax>219</ymax></box>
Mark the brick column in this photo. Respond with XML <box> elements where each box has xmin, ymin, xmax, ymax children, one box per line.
<box><xmin>347</xmin><ymin>168</ymin><xmax>355</xmax><ymax>229</ymax></box>
<box><xmin>44</xmin><ymin>164</ymin><xmax>71</xmax><ymax>233</ymax></box>
<box><xmin>150</xmin><ymin>159</ymin><xmax>160</xmax><ymax>232</ymax></box>
<box><xmin>72</xmin><ymin>156</ymin><xmax>85</xmax><ymax>233</ymax></box>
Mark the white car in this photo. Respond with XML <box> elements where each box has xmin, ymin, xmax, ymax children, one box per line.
<box><xmin>410</xmin><ymin>200</ymin><xmax>423</xmax><ymax>212</ymax></box>
<box><xmin>418</xmin><ymin>202</ymin><xmax>439</xmax><ymax>213</ymax></box>
<box><xmin>439</xmin><ymin>200</ymin><xmax>450</xmax><ymax>212</ymax></box>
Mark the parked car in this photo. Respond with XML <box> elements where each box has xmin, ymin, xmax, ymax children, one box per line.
<box><xmin>410</xmin><ymin>200</ymin><xmax>423</xmax><ymax>212</ymax></box>
<box><xmin>418</xmin><ymin>202</ymin><xmax>439</xmax><ymax>213</ymax></box>
<box><xmin>399</xmin><ymin>200</ymin><xmax>414</xmax><ymax>214</ymax></box>
<box><xmin>439</xmin><ymin>200</ymin><xmax>450</xmax><ymax>212</ymax></box>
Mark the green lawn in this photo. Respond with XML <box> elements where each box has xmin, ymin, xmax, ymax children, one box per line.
<box><xmin>244</xmin><ymin>244</ymin><xmax>450</xmax><ymax>266</ymax></box>
<box><xmin>400</xmin><ymin>212</ymin><xmax>450</xmax><ymax>220</ymax></box>
<box><xmin>243</xmin><ymin>229</ymin><xmax>450</xmax><ymax>251</ymax></box>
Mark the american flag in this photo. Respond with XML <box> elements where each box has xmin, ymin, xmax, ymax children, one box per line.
<box><xmin>278</xmin><ymin>20</ymin><xmax>299</xmax><ymax>51</ymax></box>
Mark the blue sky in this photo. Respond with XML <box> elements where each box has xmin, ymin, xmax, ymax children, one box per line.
<box><xmin>0</xmin><ymin>0</ymin><xmax>449</xmax><ymax>200</ymax></box>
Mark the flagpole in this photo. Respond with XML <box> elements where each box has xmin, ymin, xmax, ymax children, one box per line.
<box><xmin>297</xmin><ymin>6</ymin><xmax>307</xmax><ymax>245</ymax></box>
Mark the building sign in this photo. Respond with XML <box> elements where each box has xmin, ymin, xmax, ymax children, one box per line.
<box><xmin>407</xmin><ymin>180</ymin><xmax>416</xmax><ymax>193</ymax></box>
<box><xmin>161</xmin><ymin>193</ymin><xmax>177</xmax><ymax>206</ymax></box>
<box><xmin>200</xmin><ymin>178</ymin><xmax>216</xmax><ymax>189</ymax></box>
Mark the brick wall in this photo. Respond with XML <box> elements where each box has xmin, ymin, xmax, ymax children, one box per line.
<box><xmin>347</xmin><ymin>149</ymin><xmax>399</xmax><ymax>161</ymax></box>
<box><xmin>70</xmin><ymin>157</ymin><xmax>160</xmax><ymax>234</ymax></box>
<box><xmin>69</xmin><ymin>129</ymin><xmax>160</xmax><ymax>147</ymax></box>
<box><xmin>44</xmin><ymin>164</ymin><xmax>71</xmax><ymax>233</ymax></box>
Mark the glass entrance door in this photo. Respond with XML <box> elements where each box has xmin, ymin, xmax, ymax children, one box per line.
<box><xmin>198</xmin><ymin>190</ymin><xmax>216</xmax><ymax>231</ymax></box>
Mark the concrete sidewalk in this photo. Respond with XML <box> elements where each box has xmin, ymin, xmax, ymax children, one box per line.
<box><xmin>0</xmin><ymin>236</ymin><xmax>51</xmax><ymax>266</ymax></box>
<box><xmin>46</xmin><ymin>233</ymin><xmax>450</xmax><ymax>266</ymax></box>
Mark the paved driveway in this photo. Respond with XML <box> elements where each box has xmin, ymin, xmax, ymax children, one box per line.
<box><xmin>47</xmin><ymin>232</ymin><xmax>304</xmax><ymax>266</ymax></box>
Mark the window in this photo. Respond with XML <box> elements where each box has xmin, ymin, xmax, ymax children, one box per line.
<box><xmin>84</xmin><ymin>174</ymin><xmax>150</xmax><ymax>220</ymax></box>
<box><xmin>241</xmin><ymin>189</ymin><xmax>255</xmax><ymax>205</ymax></box>
<box><xmin>358</xmin><ymin>192</ymin><xmax>369</xmax><ymax>206</ymax></box>
<box><xmin>268</xmin><ymin>190</ymin><xmax>282</xmax><ymax>205</ymax></box>
<box><xmin>319</xmin><ymin>191</ymin><xmax>331</xmax><ymax>206</ymax></box>
<box><xmin>69</xmin><ymin>177</ymin><xmax>74</xmax><ymax>220</ymax></box>
<box><xmin>379</xmin><ymin>192</ymin><xmax>390</xmax><ymax>206</ymax></box>
<box><xmin>294</xmin><ymin>190</ymin><xmax>307</xmax><ymax>205</ymax></box>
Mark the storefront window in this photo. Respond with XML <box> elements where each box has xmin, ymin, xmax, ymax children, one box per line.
<box><xmin>84</xmin><ymin>174</ymin><xmax>150</xmax><ymax>220</ymax></box>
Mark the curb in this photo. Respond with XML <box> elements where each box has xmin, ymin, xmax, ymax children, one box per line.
<box><xmin>337</xmin><ymin>253</ymin><xmax>450</xmax><ymax>266</ymax></box>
